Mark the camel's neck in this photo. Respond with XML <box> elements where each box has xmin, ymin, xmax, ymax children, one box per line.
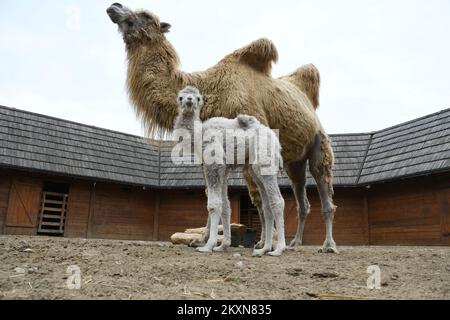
<box><xmin>126</xmin><ymin>40</ymin><xmax>192</xmax><ymax>135</ymax></box>
<box><xmin>174</xmin><ymin>111</ymin><xmax>203</xmax><ymax>159</ymax></box>
<box><xmin>174</xmin><ymin>111</ymin><xmax>199</xmax><ymax>133</ymax></box>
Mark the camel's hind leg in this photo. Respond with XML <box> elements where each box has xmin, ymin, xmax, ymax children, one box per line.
<box><xmin>243</xmin><ymin>167</ymin><xmax>266</xmax><ymax>249</ymax></box>
<box><xmin>309</xmin><ymin>132</ymin><xmax>338</xmax><ymax>253</ymax></box>
<box><xmin>286</xmin><ymin>159</ymin><xmax>311</xmax><ymax>249</ymax></box>
<box><xmin>263</xmin><ymin>177</ymin><xmax>286</xmax><ymax>257</ymax></box>
<box><xmin>247</xmin><ymin>169</ymin><xmax>275</xmax><ymax>257</ymax></box>
<box><xmin>190</xmin><ymin>168</ymin><xmax>210</xmax><ymax>248</ymax></box>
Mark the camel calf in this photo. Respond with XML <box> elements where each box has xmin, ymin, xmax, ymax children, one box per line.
<box><xmin>173</xmin><ymin>86</ymin><xmax>286</xmax><ymax>256</ymax></box>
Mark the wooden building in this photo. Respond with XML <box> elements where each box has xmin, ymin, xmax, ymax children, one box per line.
<box><xmin>0</xmin><ymin>105</ymin><xmax>449</xmax><ymax>245</ymax></box>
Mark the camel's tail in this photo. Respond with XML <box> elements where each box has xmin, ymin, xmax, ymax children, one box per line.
<box><xmin>237</xmin><ymin>114</ymin><xmax>259</xmax><ymax>129</ymax></box>
<box><xmin>283</xmin><ymin>64</ymin><xmax>320</xmax><ymax>109</ymax></box>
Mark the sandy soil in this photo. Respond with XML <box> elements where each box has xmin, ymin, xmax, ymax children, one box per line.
<box><xmin>0</xmin><ymin>235</ymin><xmax>448</xmax><ymax>300</ymax></box>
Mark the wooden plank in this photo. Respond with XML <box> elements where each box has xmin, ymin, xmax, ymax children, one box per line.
<box><xmin>86</xmin><ymin>183</ymin><xmax>96</xmax><ymax>238</ymax></box>
<box><xmin>0</xmin><ymin>174</ymin><xmax>12</xmax><ymax>234</ymax></box>
<box><xmin>369</xmin><ymin>211</ymin><xmax>440</xmax><ymax>226</ymax></box>
<box><xmin>363</xmin><ymin>194</ymin><xmax>370</xmax><ymax>245</ymax></box>
<box><xmin>152</xmin><ymin>191</ymin><xmax>160</xmax><ymax>241</ymax></box>
<box><xmin>38</xmin><ymin>191</ymin><xmax>46</xmax><ymax>231</ymax></box>
<box><xmin>370</xmin><ymin>237</ymin><xmax>442</xmax><ymax>246</ymax></box>
<box><xmin>37</xmin><ymin>228</ymin><xmax>64</xmax><ymax>234</ymax></box>
<box><xmin>41</xmin><ymin>214</ymin><xmax>64</xmax><ymax>219</ymax></box>
<box><xmin>43</xmin><ymin>191</ymin><xmax>69</xmax><ymax>197</ymax></box>
<box><xmin>61</xmin><ymin>194</ymin><xmax>67</xmax><ymax>232</ymax></box>
<box><xmin>5</xmin><ymin>224</ymin><xmax>35</xmax><ymax>228</ymax></box>
<box><xmin>230</xmin><ymin>194</ymin><xmax>240</xmax><ymax>224</ymax></box>
<box><xmin>370</xmin><ymin>224</ymin><xmax>441</xmax><ymax>234</ymax></box>
<box><xmin>40</xmin><ymin>221</ymin><xmax>64</xmax><ymax>227</ymax></box>
<box><xmin>41</xmin><ymin>199</ymin><xmax>64</xmax><ymax>205</ymax></box>
<box><xmin>438</xmin><ymin>188</ymin><xmax>450</xmax><ymax>244</ymax></box>
<box><xmin>42</xmin><ymin>207</ymin><xmax>66</xmax><ymax>213</ymax></box>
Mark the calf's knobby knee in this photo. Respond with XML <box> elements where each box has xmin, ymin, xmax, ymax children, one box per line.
<box><xmin>207</xmin><ymin>199</ymin><xmax>223</xmax><ymax>215</ymax></box>
<box><xmin>269</xmin><ymin>197</ymin><xmax>285</xmax><ymax>213</ymax></box>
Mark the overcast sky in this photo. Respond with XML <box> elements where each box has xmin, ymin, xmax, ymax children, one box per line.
<box><xmin>1</xmin><ymin>0</ymin><xmax>449</xmax><ymax>136</ymax></box>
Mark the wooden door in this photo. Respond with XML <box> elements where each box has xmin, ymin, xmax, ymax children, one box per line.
<box><xmin>5</xmin><ymin>177</ymin><xmax>42</xmax><ymax>235</ymax></box>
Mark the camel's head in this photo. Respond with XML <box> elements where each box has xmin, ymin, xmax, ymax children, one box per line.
<box><xmin>177</xmin><ymin>86</ymin><xmax>204</xmax><ymax>118</ymax></box>
<box><xmin>107</xmin><ymin>3</ymin><xmax>171</xmax><ymax>46</ymax></box>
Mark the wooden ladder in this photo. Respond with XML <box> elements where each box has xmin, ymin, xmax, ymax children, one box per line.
<box><xmin>37</xmin><ymin>192</ymin><xmax>68</xmax><ymax>235</ymax></box>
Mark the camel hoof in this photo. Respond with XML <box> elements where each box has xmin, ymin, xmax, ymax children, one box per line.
<box><xmin>196</xmin><ymin>246</ymin><xmax>213</xmax><ymax>253</ymax></box>
<box><xmin>318</xmin><ymin>247</ymin><xmax>339</xmax><ymax>254</ymax></box>
<box><xmin>252</xmin><ymin>250</ymin><xmax>264</xmax><ymax>257</ymax></box>
<box><xmin>318</xmin><ymin>241</ymin><xmax>338</xmax><ymax>254</ymax></box>
<box><xmin>252</xmin><ymin>248</ymin><xmax>270</xmax><ymax>257</ymax></box>
<box><xmin>254</xmin><ymin>240</ymin><xmax>265</xmax><ymax>249</ymax></box>
<box><xmin>213</xmin><ymin>244</ymin><xmax>229</xmax><ymax>252</ymax></box>
<box><xmin>288</xmin><ymin>239</ymin><xmax>302</xmax><ymax>250</ymax></box>
<box><xmin>189</xmin><ymin>239</ymin><xmax>206</xmax><ymax>248</ymax></box>
<box><xmin>268</xmin><ymin>248</ymin><xmax>284</xmax><ymax>257</ymax></box>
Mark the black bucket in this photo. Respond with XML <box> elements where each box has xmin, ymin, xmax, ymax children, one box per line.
<box><xmin>231</xmin><ymin>229</ymin><xmax>243</xmax><ymax>247</ymax></box>
<box><xmin>242</xmin><ymin>228</ymin><xmax>257</xmax><ymax>248</ymax></box>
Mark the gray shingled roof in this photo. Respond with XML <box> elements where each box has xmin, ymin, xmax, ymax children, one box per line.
<box><xmin>0</xmin><ymin>105</ymin><xmax>160</xmax><ymax>187</ymax></box>
<box><xmin>359</xmin><ymin>109</ymin><xmax>450</xmax><ymax>184</ymax></box>
<box><xmin>0</xmin><ymin>105</ymin><xmax>449</xmax><ymax>188</ymax></box>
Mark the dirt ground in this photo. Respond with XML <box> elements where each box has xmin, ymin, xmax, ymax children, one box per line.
<box><xmin>0</xmin><ymin>235</ymin><xmax>448</xmax><ymax>300</ymax></box>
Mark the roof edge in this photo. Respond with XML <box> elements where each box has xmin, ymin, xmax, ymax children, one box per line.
<box><xmin>2</xmin><ymin>104</ymin><xmax>448</xmax><ymax>140</ymax></box>
<box><xmin>0</xmin><ymin>104</ymin><xmax>160</xmax><ymax>144</ymax></box>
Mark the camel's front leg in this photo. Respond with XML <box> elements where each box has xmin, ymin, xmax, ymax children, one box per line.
<box><xmin>190</xmin><ymin>169</ymin><xmax>210</xmax><ymax>248</ymax></box>
<box><xmin>243</xmin><ymin>167</ymin><xmax>265</xmax><ymax>249</ymax></box>
<box><xmin>197</xmin><ymin>164</ymin><xmax>225</xmax><ymax>253</ymax></box>
<box><xmin>197</xmin><ymin>191</ymin><xmax>222</xmax><ymax>253</ymax></box>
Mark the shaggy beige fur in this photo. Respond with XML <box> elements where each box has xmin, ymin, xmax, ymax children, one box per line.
<box><xmin>107</xmin><ymin>3</ymin><xmax>337</xmax><ymax>253</ymax></box>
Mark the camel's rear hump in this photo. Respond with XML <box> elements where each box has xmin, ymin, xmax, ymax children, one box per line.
<box><xmin>228</xmin><ymin>38</ymin><xmax>279</xmax><ymax>76</ymax></box>
<box><xmin>282</xmin><ymin>64</ymin><xmax>320</xmax><ymax>109</ymax></box>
